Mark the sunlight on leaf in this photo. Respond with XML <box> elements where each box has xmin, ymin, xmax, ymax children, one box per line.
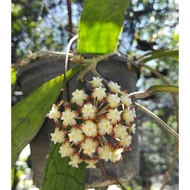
<box><xmin>77</xmin><ymin>0</ymin><xmax>130</xmax><ymax>53</ymax></box>
<box><xmin>11</xmin><ymin>68</ymin><xmax>17</xmax><ymax>85</ymax></box>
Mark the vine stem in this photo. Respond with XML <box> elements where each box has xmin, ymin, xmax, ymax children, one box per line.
<box><xmin>64</xmin><ymin>34</ymin><xmax>78</xmax><ymax>79</ymax></box>
<box><xmin>66</xmin><ymin>0</ymin><xmax>73</xmax><ymax>39</ymax></box>
<box><xmin>77</xmin><ymin>52</ymin><xmax>118</xmax><ymax>82</ymax></box>
<box><xmin>137</xmin><ymin>60</ymin><xmax>179</xmax><ymax>189</ymax></box>
<box><xmin>160</xmin><ymin>142</ymin><xmax>178</xmax><ymax>190</ymax></box>
<box><xmin>128</xmin><ymin>85</ymin><xmax>178</xmax><ymax>99</ymax></box>
<box><xmin>133</xmin><ymin>102</ymin><xmax>179</xmax><ymax>140</ymax></box>
<box><xmin>97</xmin><ymin>163</ymin><xmax>126</xmax><ymax>190</ymax></box>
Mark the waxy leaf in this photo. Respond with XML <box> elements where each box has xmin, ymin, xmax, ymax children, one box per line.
<box><xmin>41</xmin><ymin>143</ymin><xmax>87</xmax><ymax>190</ymax></box>
<box><xmin>12</xmin><ymin>65</ymin><xmax>81</xmax><ymax>167</ymax></box>
<box><xmin>41</xmin><ymin>78</ymin><xmax>87</xmax><ymax>190</ymax></box>
<box><xmin>77</xmin><ymin>0</ymin><xmax>130</xmax><ymax>53</ymax></box>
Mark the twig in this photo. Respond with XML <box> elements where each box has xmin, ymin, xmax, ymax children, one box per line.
<box><xmin>133</xmin><ymin>102</ymin><xmax>179</xmax><ymax>140</ymax></box>
<box><xmin>128</xmin><ymin>85</ymin><xmax>178</xmax><ymax>99</ymax></box>
<box><xmin>66</xmin><ymin>0</ymin><xmax>73</xmax><ymax>39</ymax></box>
<box><xmin>43</xmin><ymin>0</ymin><xmax>74</xmax><ymax>37</ymax></box>
<box><xmin>64</xmin><ymin>35</ymin><xmax>78</xmax><ymax>84</ymax></box>
<box><xmin>137</xmin><ymin>60</ymin><xmax>179</xmax><ymax>189</ymax></box>
<box><xmin>62</xmin><ymin>35</ymin><xmax>78</xmax><ymax>101</ymax></box>
<box><xmin>98</xmin><ymin>163</ymin><xmax>126</xmax><ymax>190</ymax></box>
<box><xmin>139</xmin><ymin>64</ymin><xmax>169</xmax><ymax>84</ymax></box>
<box><xmin>138</xmin><ymin>62</ymin><xmax>179</xmax><ymax>134</ymax></box>
<box><xmin>160</xmin><ymin>142</ymin><xmax>178</xmax><ymax>190</ymax></box>
<box><xmin>77</xmin><ymin>52</ymin><xmax>118</xmax><ymax>82</ymax></box>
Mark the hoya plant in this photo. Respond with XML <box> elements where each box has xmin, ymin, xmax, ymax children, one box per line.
<box><xmin>12</xmin><ymin>0</ymin><xmax>178</xmax><ymax>189</ymax></box>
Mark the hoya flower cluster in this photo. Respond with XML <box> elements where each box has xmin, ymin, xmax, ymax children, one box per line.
<box><xmin>46</xmin><ymin>77</ymin><xmax>136</xmax><ymax>168</ymax></box>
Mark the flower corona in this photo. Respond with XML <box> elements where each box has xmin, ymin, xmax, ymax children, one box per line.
<box><xmin>46</xmin><ymin>76</ymin><xmax>137</xmax><ymax>168</ymax></box>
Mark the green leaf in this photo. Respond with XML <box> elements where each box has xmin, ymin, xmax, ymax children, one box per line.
<box><xmin>77</xmin><ymin>0</ymin><xmax>130</xmax><ymax>54</ymax></box>
<box><xmin>11</xmin><ymin>68</ymin><xmax>17</xmax><ymax>85</ymax></box>
<box><xmin>41</xmin><ymin>78</ymin><xmax>87</xmax><ymax>190</ymax></box>
<box><xmin>147</xmin><ymin>84</ymin><xmax>179</xmax><ymax>94</ymax></box>
<box><xmin>11</xmin><ymin>168</ymin><xmax>15</xmax><ymax>187</ymax></box>
<box><xmin>138</xmin><ymin>49</ymin><xmax>179</xmax><ymax>63</ymax></box>
<box><xmin>41</xmin><ymin>143</ymin><xmax>87</xmax><ymax>190</ymax></box>
<box><xmin>11</xmin><ymin>65</ymin><xmax>81</xmax><ymax>167</ymax></box>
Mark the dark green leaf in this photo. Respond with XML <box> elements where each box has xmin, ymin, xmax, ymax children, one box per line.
<box><xmin>41</xmin><ymin>143</ymin><xmax>87</xmax><ymax>190</ymax></box>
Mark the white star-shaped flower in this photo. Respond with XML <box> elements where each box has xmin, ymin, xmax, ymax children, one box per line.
<box><xmin>81</xmin><ymin>138</ymin><xmax>99</xmax><ymax>157</ymax></box>
<box><xmin>82</xmin><ymin>120</ymin><xmax>97</xmax><ymax>137</ymax></box>
<box><xmin>92</xmin><ymin>86</ymin><xmax>107</xmax><ymax>101</ymax></box>
<box><xmin>70</xmin><ymin>89</ymin><xmax>88</xmax><ymax>106</ymax></box>
<box><xmin>108</xmin><ymin>81</ymin><xmax>121</xmax><ymax>93</ymax></box>
<box><xmin>120</xmin><ymin>93</ymin><xmax>132</xmax><ymax>107</ymax></box>
<box><xmin>107</xmin><ymin>108</ymin><xmax>122</xmax><ymax>124</ymax></box>
<box><xmin>81</xmin><ymin>103</ymin><xmax>97</xmax><ymax>120</ymax></box>
<box><xmin>46</xmin><ymin>104</ymin><xmax>61</xmax><ymax>124</ymax></box>
<box><xmin>107</xmin><ymin>93</ymin><xmax>121</xmax><ymax>108</ymax></box>
<box><xmin>97</xmin><ymin>143</ymin><xmax>112</xmax><ymax>161</ymax></box>
<box><xmin>114</xmin><ymin>124</ymin><xmax>128</xmax><ymax>139</ymax></box>
<box><xmin>97</xmin><ymin>118</ymin><xmax>113</xmax><ymax>135</ymax></box>
<box><xmin>50</xmin><ymin>128</ymin><xmax>65</xmax><ymax>144</ymax></box>
<box><xmin>111</xmin><ymin>148</ymin><xmax>123</xmax><ymax>162</ymax></box>
<box><xmin>68</xmin><ymin>128</ymin><xmax>84</xmax><ymax>145</ymax></box>
<box><xmin>119</xmin><ymin>134</ymin><xmax>132</xmax><ymax>147</ymax></box>
<box><xmin>68</xmin><ymin>154</ymin><xmax>83</xmax><ymax>168</ymax></box>
<box><xmin>89</xmin><ymin>76</ymin><xmax>103</xmax><ymax>87</ymax></box>
<box><xmin>85</xmin><ymin>158</ymin><xmax>99</xmax><ymax>168</ymax></box>
<box><xmin>130</xmin><ymin>123</ymin><xmax>136</xmax><ymax>134</ymax></box>
<box><xmin>60</xmin><ymin>106</ymin><xmax>78</xmax><ymax>127</ymax></box>
<box><xmin>123</xmin><ymin>108</ymin><xmax>135</xmax><ymax>124</ymax></box>
<box><xmin>59</xmin><ymin>141</ymin><xmax>74</xmax><ymax>158</ymax></box>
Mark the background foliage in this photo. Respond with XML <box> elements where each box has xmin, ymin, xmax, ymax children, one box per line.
<box><xmin>12</xmin><ymin>0</ymin><xmax>179</xmax><ymax>189</ymax></box>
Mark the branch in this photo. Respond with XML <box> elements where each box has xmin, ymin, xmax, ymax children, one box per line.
<box><xmin>129</xmin><ymin>85</ymin><xmax>178</xmax><ymax>99</ymax></box>
<box><xmin>139</xmin><ymin>64</ymin><xmax>169</xmax><ymax>84</ymax></box>
<box><xmin>160</xmin><ymin>142</ymin><xmax>178</xmax><ymax>190</ymax></box>
<box><xmin>64</xmin><ymin>35</ymin><xmax>78</xmax><ymax>77</ymax></box>
<box><xmin>77</xmin><ymin>52</ymin><xmax>118</xmax><ymax>82</ymax></box>
<box><xmin>66</xmin><ymin>0</ymin><xmax>73</xmax><ymax>39</ymax></box>
<box><xmin>43</xmin><ymin>0</ymin><xmax>74</xmax><ymax>37</ymax></box>
<box><xmin>137</xmin><ymin>61</ymin><xmax>179</xmax><ymax>135</ymax></box>
<box><xmin>98</xmin><ymin>163</ymin><xmax>126</xmax><ymax>190</ymax></box>
<box><xmin>133</xmin><ymin>102</ymin><xmax>179</xmax><ymax>140</ymax></box>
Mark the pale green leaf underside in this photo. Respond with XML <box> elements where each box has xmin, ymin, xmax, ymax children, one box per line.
<box><xmin>11</xmin><ymin>65</ymin><xmax>80</xmax><ymax>167</ymax></box>
<box><xmin>77</xmin><ymin>0</ymin><xmax>130</xmax><ymax>53</ymax></box>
